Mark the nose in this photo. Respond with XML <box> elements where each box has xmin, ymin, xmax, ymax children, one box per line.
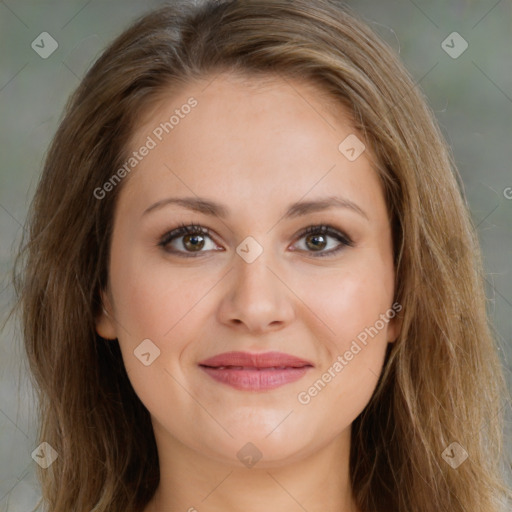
<box><xmin>216</xmin><ymin>247</ymin><xmax>295</xmax><ymax>334</ymax></box>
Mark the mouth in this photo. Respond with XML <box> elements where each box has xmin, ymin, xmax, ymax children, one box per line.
<box><xmin>198</xmin><ymin>351</ymin><xmax>314</xmax><ymax>391</ymax></box>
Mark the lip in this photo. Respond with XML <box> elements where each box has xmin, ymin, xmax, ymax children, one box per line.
<box><xmin>198</xmin><ymin>351</ymin><xmax>314</xmax><ymax>391</ymax></box>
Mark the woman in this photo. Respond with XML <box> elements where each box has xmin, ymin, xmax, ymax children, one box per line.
<box><xmin>14</xmin><ymin>0</ymin><xmax>511</xmax><ymax>510</ymax></box>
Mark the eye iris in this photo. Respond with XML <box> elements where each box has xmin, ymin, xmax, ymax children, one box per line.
<box><xmin>305</xmin><ymin>233</ymin><xmax>326</xmax><ymax>251</ymax></box>
<box><xmin>183</xmin><ymin>233</ymin><xmax>205</xmax><ymax>251</ymax></box>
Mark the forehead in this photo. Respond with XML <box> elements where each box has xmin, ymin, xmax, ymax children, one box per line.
<box><xmin>120</xmin><ymin>72</ymin><xmax>384</xmax><ymax>219</ymax></box>
<box><xmin>133</xmin><ymin>72</ymin><xmax>352</xmax><ymax>150</ymax></box>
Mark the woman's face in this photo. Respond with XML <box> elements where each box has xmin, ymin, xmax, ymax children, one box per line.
<box><xmin>96</xmin><ymin>72</ymin><xmax>401</xmax><ymax>468</ymax></box>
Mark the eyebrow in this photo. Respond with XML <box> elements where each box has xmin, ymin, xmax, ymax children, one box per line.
<box><xmin>142</xmin><ymin>195</ymin><xmax>369</xmax><ymax>221</ymax></box>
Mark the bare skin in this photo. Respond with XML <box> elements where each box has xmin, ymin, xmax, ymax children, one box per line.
<box><xmin>96</xmin><ymin>72</ymin><xmax>401</xmax><ymax>512</ymax></box>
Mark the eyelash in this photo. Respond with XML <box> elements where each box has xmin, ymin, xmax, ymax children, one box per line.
<box><xmin>158</xmin><ymin>222</ymin><xmax>354</xmax><ymax>258</ymax></box>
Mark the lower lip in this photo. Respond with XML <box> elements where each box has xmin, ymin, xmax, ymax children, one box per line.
<box><xmin>199</xmin><ymin>366</ymin><xmax>311</xmax><ymax>391</ymax></box>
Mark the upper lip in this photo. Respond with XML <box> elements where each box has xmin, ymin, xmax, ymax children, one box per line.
<box><xmin>198</xmin><ymin>351</ymin><xmax>314</xmax><ymax>368</ymax></box>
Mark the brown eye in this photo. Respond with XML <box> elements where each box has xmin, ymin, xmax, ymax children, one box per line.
<box><xmin>305</xmin><ymin>233</ymin><xmax>328</xmax><ymax>251</ymax></box>
<box><xmin>182</xmin><ymin>233</ymin><xmax>205</xmax><ymax>251</ymax></box>
<box><xmin>293</xmin><ymin>225</ymin><xmax>353</xmax><ymax>257</ymax></box>
<box><xmin>159</xmin><ymin>223</ymin><xmax>220</xmax><ymax>257</ymax></box>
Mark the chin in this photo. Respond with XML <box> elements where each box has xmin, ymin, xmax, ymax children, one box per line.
<box><xmin>200</xmin><ymin>432</ymin><xmax>315</xmax><ymax>470</ymax></box>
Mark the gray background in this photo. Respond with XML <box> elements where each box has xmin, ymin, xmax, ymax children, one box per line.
<box><xmin>1</xmin><ymin>0</ymin><xmax>511</xmax><ymax>510</ymax></box>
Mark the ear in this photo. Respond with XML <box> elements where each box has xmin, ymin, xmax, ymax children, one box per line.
<box><xmin>387</xmin><ymin>306</ymin><xmax>403</xmax><ymax>343</ymax></box>
<box><xmin>95</xmin><ymin>290</ymin><xmax>117</xmax><ymax>340</ymax></box>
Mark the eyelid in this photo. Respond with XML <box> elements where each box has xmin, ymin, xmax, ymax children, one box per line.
<box><xmin>158</xmin><ymin>222</ymin><xmax>353</xmax><ymax>257</ymax></box>
<box><xmin>290</xmin><ymin>224</ymin><xmax>353</xmax><ymax>258</ymax></box>
<box><xmin>158</xmin><ymin>223</ymin><xmax>223</xmax><ymax>257</ymax></box>
<box><xmin>295</xmin><ymin>225</ymin><xmax>353</xmax><ymax>247</ymax></box>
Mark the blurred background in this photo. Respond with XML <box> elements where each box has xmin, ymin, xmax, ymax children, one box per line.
<box><xmin>1</xmin><ymin>0</ymin><xmax>511</xmax><ymax>509</ymax></box>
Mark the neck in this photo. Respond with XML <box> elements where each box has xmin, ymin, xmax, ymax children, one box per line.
<box><xmin>144</xmin><ymin>421</ymin><xmax>359</xmax><ymax>512</ymax></box>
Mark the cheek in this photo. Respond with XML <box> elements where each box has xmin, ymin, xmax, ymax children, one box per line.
<box><xmin>301</xmin><ymin>258</ymin><xmax>395</xmax><ymax>348</ymax></box>
<box><xmin>109</xmin><ymin>249</ymin><xmax>207</xmax><ymax>341</ymax></box>
<box><xmin>107</xmin><ymin>255</ymin><xmax>207</xmax><ymax>419</ymax></box>
<box><xmin>293</xmin><ymin>259</ymin><xmax>394</xmax><ymax>416</ymax></box>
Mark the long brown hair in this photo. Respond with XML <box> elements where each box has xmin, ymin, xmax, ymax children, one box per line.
<box><xmin>13</xmin><ymin>1</ymin><xmax>511</xmax><ymax>510</ymax></box>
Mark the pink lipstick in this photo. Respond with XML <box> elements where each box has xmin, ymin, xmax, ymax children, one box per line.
<box><xmin>198</xmin><ymin>351</ymin><xmax>313</xmax><ymax>391</ymax></box>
